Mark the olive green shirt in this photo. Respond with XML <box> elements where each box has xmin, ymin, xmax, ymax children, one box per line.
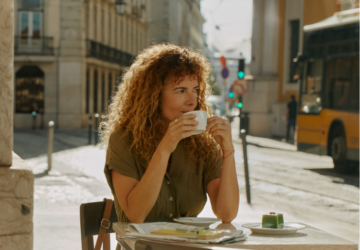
<box><xmin>104</xmin><ymin>128</ymin><xmax>222</xmax><ymax>222</ymax></box>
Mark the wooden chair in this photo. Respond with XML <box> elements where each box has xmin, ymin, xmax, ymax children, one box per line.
<box><xmin>80</xmin><ymin>200</ymin><xmax>118</xmax><ymax>250</ymax></box>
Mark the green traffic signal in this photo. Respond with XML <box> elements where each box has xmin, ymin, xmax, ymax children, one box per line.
<box><xmin>238</xmin><ymin>102</ymin><xmax>243</xmax><ymax>108</ymax></box>
<box><xmin>238</xmin><ymin>71</ymin><xmax>245</xmax><ymax>79</ymax></box>
<box><xmin>228</xmin><ymin>92</ymin><xmax>234</xmax><ymax>98</ymax></box>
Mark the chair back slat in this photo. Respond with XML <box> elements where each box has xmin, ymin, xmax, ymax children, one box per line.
<box><xmin>80</xmin><ymin>201</ymin><xmax>118</xmax><ymax>237</ymax></box>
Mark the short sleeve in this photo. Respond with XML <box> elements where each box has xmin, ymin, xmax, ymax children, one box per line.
<box><xmin>105</xmin><ymin>129</ymin><xmax>139</xmax><ymax>181</ymax></box>
<box><xmin>203</xmin><ymin>149</ymin><xmax>222</xmax><ymax>189</ymax></box>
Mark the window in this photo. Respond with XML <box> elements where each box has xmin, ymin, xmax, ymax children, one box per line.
<box><xmin>108</xmin><ymin>73</ymin><xmax>112</xmax><ymax>104</ymax></box>
<box><xmin>20</xmin><ymin>12</ymin><xmax>42</xmax><ymax>37</ymax></box>
<box><xmin>300</xmin><ymin>59</ymin><xmax>323</xmax><ymax>114</ymax></box>
<box><xmin>101</xmin><ymin>73</ymin><xmax>105</xmax><ymax>112</ymax></box>
<box><xmin>323</xmin><ymin>57</ymin><xmax>359</xmax><ymax>112</ymax></box>
<box><xmin>20</xmin><ymin>0</ymin><xmax>41</xmax><ymax>9</ymax></box>
<box><xmin>289</xmin><ymin>20</ymin><xmax>300</xmax><ymax>83</ymax></box>
<box><xmin>94</xmin><ymin>70</ymin><xmax>98</xmax><ymax>113</ymax></box>
<box><xmin>18</xmin><ymin>11</ymin><xmax>42</xmax><ymax>53</ymax></box>
<box><xmin>15</xmin><ymin>65</ymin><xmax>44</xmax><ymax>114</ymax></box>
<box><xmin>350</xmin><ymin>56</ymin><xmax>359</xmax><ymax>110</ymax></box>
<box><xmin>86</xmin><ymin>70</ymin><xmax>90</xmax><ymax>113</ymax></box>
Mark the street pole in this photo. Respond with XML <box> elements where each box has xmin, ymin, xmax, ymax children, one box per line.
<box><xmin>222</xmin><ymin>78</ymin><xmax>227</xmax><ymax>118</ymax></box>
<box><xmin>94</xmin><ymin>113</ymin><xmax>99</xmax><ymax>145</ymax></box>
<box><xmin>239</xmin><ymin>110</ymin><xmax>242</xmax><ymax>139</ymax></box>
<box><xmin>32</xmin><ymin>111</ymin><xmax>37</xmax><ymax>130</ymax></box>
<box><xmin>240</xmin><ymin>129</ymin><xmax>251</xmax><ymax>204</ymax></box>
<box><xmin>88</xmin><ymin>115</ymin><xmax>92</xmax><ymax>144</ymax></box>
<box><xmin>47</xmin><ymin>121</ymin><xmax>54</xmax><ymax>172</ymax></box>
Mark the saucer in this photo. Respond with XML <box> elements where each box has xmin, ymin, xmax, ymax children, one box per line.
<box><xmin>241</xmin><ymin>223</ymin><xmax>306</xmax><ymax>235</ymax></box>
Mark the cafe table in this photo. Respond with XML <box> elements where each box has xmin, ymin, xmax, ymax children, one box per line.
<box><xmin>114</xmin><ymin>222</ymin><xmax>358</xmax><ymax>250</ymax></box>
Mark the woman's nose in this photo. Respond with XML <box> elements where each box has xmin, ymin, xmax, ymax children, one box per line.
<box><xmin>186</xmin><ymin>92</ymin><xmax>197</xmax><ymax>106</ymax></box>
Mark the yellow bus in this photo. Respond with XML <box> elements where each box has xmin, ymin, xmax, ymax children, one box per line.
<box><xmin>295</xmin><ymin>9</ymin><xmax>359</xmax><ymax>173</ymax></box>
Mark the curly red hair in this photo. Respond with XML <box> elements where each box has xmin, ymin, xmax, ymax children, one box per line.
<box><xmin>100</xmin><ymin>44</ymin><xmax>220</xmax><ymax>167</ymax></box>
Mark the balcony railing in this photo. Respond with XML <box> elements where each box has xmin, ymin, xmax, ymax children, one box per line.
<box><xmin>86</xmin><ymin>39</ymin><xmax>134</xmax><ymax>67</ymax></box>
<box><xmin>15</xmin><ymin>36</ymin><xmax>54</xmax><ymax>55</ymax></box>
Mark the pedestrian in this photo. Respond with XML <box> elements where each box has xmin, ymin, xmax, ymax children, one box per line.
<box><xmin>285</xmin><ymin>95</ymin><xmax>297</xmax><ymax>143</ymax></box>
<box><xmin>100</xmin><ymin>44</ymin><xmax>239</xmax><ymax>243</ymax></box>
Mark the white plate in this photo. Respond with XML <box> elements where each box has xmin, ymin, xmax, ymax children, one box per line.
<box><xmin>173</xmin><ymin>217</ymin><xmax>221</xmax><ymax>227</ymax></box>
<box><xmin>241</xmin><ymin>223</ymin><xmax>306</xmax><ymax>235</ymax></box>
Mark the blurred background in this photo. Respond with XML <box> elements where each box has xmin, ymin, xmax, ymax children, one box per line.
<box><xmin>7</xmin><ymin>0</ymin><xmax>360</xmax><ymax>249</ymax></box>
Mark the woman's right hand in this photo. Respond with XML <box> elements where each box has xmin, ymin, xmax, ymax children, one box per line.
<box><xmin>158</xmin><ymin>114</ymin><xmax>199</xmax><ymax>154</ymax></box>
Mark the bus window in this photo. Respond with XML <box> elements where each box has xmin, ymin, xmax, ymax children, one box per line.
<box><xmin>350</xmin><ymin>56</ymin><xmax>359</xmax><ymax>111</ymax></box>
<box><xmin>300</xmin><ymin>59</ymin><xmax>323</xmax><ymax>114</ymax></box>
<box><xmin>324</xmin><ymin>58</ymin><xmax>353</xmax><ymax>111</ymax></box>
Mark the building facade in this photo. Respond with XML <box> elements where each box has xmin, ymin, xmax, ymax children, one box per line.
<box><xmin>244</xmin><ymin>0</ymin><xmax>358</xmax><ymax>137</ymax></box>
<box><xmin>14</xmin><ymin>0</ymin><xmax>148</xmax><ymax>129</ymax></box>
<box><xmin>147</xmin><ymin>0</ymin><xmax>205</xmax><ymax>50</ymax></box>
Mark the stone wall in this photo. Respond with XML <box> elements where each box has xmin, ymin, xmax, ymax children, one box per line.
<box><xmin>0</xmin><ymin>0</ymin><xmax>14</xmax><ymax>166</ymax></box>
<box><xmin>0</xmin><ymin>153</ymin><xmax>34</xmax><ymax>250</ymax></box>
<box><xmin>0</xmin><ymin>1</ymin><xmax>34</xmax><ymax>249</ymax></box>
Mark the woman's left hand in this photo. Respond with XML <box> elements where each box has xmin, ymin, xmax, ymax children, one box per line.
<box><xmin>206</xmin><ymin>116</ymin><xmax>233</xmax><ymax>153</ymax></box>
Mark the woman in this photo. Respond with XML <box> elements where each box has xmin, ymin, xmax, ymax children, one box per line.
<box><xmin>101</xmin><ymin>44</ymin><xmax>239</xmax><ymax>225</ymax></box>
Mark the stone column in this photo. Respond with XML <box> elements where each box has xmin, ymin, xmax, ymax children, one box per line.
<box><xmin>0</xmin><ymin>1</ymin><xmax>34</xmax><ymax>250</ymax></box>
<box><xmin>245</xmin><ymin>0</ymin><xmax>280</xmax><ymax>137</ymax></box>
<box><xmin>0</xmin><ymin>0</ymin><xmax>14</xmax><ymax>167</ymax></box>
<box><xmin>58</xmin><ymin>0</ymin><xmax>85</xmax><ymax>128</ymax></box>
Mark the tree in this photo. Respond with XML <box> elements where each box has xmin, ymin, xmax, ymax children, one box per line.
<box><xmin>208</xmin><ymin>73</ymin><xmax>221</xmax><ymax>95</ymax></box>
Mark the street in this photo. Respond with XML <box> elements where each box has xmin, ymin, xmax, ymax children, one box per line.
<box><xmin>14</xmin><ymin>117</ymin><xmax>359</xmax><ymax>250</ymax></box>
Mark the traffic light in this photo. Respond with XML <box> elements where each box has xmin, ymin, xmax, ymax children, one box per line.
<box><xmin>228</xmin><ymin>92</ymin><xmax>234</xmax><ymax>98</ymax></box>
<box><xmin>238</xmin><ymin>57</ymin><xmax>245</xmax><ymax>79</ymax></box>
<box><xmin>238</xmin><ymin>96</ymin><xmax>243</xmax><ymax>109</ymax></box>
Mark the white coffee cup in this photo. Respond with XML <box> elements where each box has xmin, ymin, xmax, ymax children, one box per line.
<box><xmin>185</xmin><ymin>110</ymin><xmax>207</xmax><ymax>135</ymax></box>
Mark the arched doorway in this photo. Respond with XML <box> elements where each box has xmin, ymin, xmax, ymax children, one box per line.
<box><xmin>15</xmin><ymin>65</ymin><xmax>44</xmax><ymax>114</ymax></box>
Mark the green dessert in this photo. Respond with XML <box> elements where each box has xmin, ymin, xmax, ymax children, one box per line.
<box><xmin>262</xmin><ymin>212</ymin><xmax>284</xmax><ymax>228</ymax></box>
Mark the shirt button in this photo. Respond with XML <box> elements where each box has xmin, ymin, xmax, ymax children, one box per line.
<box><xmin>167</xmin><ymin>181</ymin><xmax>171</xmax><ymax>185</ymax></box>
<box><xmin>169</xmin><ymin>195</ymin><xmax>173</xmax><ymax>201</ymax></box>
<box><xmin>169</xmin><ymin>213</ymin><xmax>173</xmax><ymax>218</ymax></box>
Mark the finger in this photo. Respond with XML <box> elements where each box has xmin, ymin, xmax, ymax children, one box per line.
<box><xmin>180</xmin><ymin>131</ymin><xmax>194</xmax><ymax>139</ymax></box>
<box><xmin>176</xmin><ymin>124</ymin><xmax>198</xmax><ymax>133</ymax></box>
<box><xmin>206</xmin><ymin>118</ymin><xmax>218</xmax><ymax>127</ymax></box>
<box><xmin>207</xmin><ymin>120</ymin><xmax>227</xmax><ymax>132</ymax></box>
<box><xmin>207</xmin><ymin>116</ymin><xmax>227</xmax><ymax>127</ymax></box>
<box><xmin>173</xmin><ymin>122</ymin><xmax>198</xmax><ymax>137</ymax></box>
<box><xmin>206</xmin><ymin>122</ymin><xmax>217</xmax><ymax>132</ymax></box>
<box><xmin>211</xmin><ymin>129</ymin><xmax>226</xmax><ymax>138</ymax></box>
<box><xmin>206</xmin><ymin>118</ymin><xmax>222</xmax><ymax>131</ymax></box>
<box><xmin>170</xmin><ymin>114</ymin><xmax>198</xmax><ymax>129</ymax></box>
<box><xmin>209</xmin><ymin>124</ymin><xmax>224</xmax><ymax>133</ymax></box>
<box><xmin>207</xmin><ymin>115</ymin><xmax>220</xmax><ymax>122</ymax></box>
